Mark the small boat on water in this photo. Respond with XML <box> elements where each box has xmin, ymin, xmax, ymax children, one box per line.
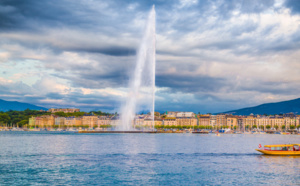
<box><xmin>192</xmin><ymin>130</ymin><xmax>209</xmax><ymax>134</ymax></box>
<box><xmin>256</xmin><ymin>144</ymin><xmax>300</xmax><ymax>155</ymax></box>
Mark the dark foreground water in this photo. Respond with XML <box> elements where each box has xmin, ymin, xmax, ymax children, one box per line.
<box><xmin>0</xmin><ymin>132</ymin><xmax>299</xmax><ymax>185</ymax></box>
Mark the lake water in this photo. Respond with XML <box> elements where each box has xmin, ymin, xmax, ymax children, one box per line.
<box><xmin>0</xmin><ymin>132</ymin><xmax>299</xmax><ymax>185</ymax></box>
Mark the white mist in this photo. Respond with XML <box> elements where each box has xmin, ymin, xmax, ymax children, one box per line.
<box><xmin>119</xmin><ymin>6</ymin><xmax>156</xmax><ymax>131</ymax></box>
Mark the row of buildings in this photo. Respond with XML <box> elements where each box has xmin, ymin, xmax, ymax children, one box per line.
<box><xmin>28</xmin><ymin>111</ymin><xmax>300</xmax><ymax>131</ymax></box>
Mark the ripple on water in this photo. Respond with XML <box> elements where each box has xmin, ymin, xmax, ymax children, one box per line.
<box><xmin>0</xmin><ymin>132</ymin><xmax>299</xmax><ymax>185</ymax></box>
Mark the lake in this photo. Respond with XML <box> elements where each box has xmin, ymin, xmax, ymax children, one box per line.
<box><xmin>0</xmin><ymin>132</ymin><xmax>299</xmax><ymax>185</ymax></box>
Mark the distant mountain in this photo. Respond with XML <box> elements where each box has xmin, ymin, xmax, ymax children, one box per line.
<box><xmin>0</xmin><ymin>99</ymin><xmax>47</xmax><ymax>112</ymax></box>
<box><xmin>220</xmin><ymin>98</ymin><xmax>300</xmax><ymax>115</ymax></box>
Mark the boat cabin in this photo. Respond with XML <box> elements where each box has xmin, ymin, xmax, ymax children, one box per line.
<box><xmin>263</xmin><ymin>144</ymin><xmax>299</xmax><ymax>151</ymax></box>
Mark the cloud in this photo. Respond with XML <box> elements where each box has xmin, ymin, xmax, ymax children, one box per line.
<box><xmin>285</xmin><ymin>0</ymin><xmax>300</xmax><ymax>14</ymax></box>
<box><xmin>1</xmin><ymin>0</ymin><xmax>300</xmax><ymax>113</ymax></box>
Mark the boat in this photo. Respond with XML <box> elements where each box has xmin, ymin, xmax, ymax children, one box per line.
<box><xmin>218</xmin><ymin>128</ymin><xmax>231</xmax><ymax>133</ymax></box>
<box><xmin>66</xmin><ymin>128</ymin><xmax>78</xmax><ymax>132</ymax></box>
<box><xmin>256</xmin><ymin>144</ymin><xmax>300</xmax><ymax>155</ymax></box>
<box><xmin>192</xmin><ymin>130</ymin><xmax>209</xmax><ymax>134</ymax></box>
<box><xmin>28</xmin><ymin>128</ymin><xmax>40</xmax><ymax>131</ymax></box>
<box><xmin>234</xmin><ymin>131</ymin><xmax>243</xmax><ymax>134</ymax></box>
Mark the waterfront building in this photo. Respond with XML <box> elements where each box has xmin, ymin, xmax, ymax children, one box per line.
<box><xmin>29</xmin><ymin>117</ymin><xmax>35</xmax><ymax>127</ymax></box>
<box><xmin>65</xmin><ymin>117</ymin><xmax>82</xmax><ymax>127</ymax></box>
<box><xmin>143</xmin><ymin>116</ymin><xmax>162</xmax><ymax>127</ymax></box>
<box><xmin>216</xmin><ymin>114</ymin><xmax>226</xmax><ymax>129</ymax></box>
<box><xmin>30</xmin><ymin>115</ymin><xmax>54</xmax><ymax>128</ymax></box>
<box><xmin>237</xmin><ymin>117</ymin><xmax>245</xmax><ymax>132</ymax></box>
<box><xmin>283</xmin><ymin>115</ymin><xmax>298</xmax><ymax>130</ymax></box>
<box><xmin>176</xmin><ymin>117</ymin><xmax>197</xmax><ymax>127</ymax></box>
<box><xmin>176</xmin><ymin>112</ymin><xmax>195</xmax><ymax>118</ymax></box>
<box><xmin>55</xmin><ymin>117</ymin><xmax>65</xmax><ymax>127</ymax></box>
<box><xmin>199</xmin><ymin>115</ymin><xmax>210</xmax><ymax>126</ymax></box>
<box><xmin>226</xmin><ymin>115</ymin><xmax>238</xmax><ymax>129</ymax></box>
<box><xmin>97</xmin><ymin>116</ymin><xmax>111</xmax><ymax>128</ymax></box>
<box><xmin>166</xmin><ymin>111</ymin><xmax>177</xmax><ymax>117</ymax></box>
<box><xmin>110</xmin><ymin>116</ymin><xmax>120</xmax><ymax>127</ymax></box>
<box><xmin>269</xmin><ymin>115</ymin><xmax>284</xmax><ymax>130</ymax></box>
<box><xmin>163</xmin><ymin>117</ymin><xmax>177</xmax><ymax>126</ymax></box>
<box><xmin>243</xmin><ymin>114</ymin><xmax>256</xmax><ymax>130</ymax></box>
<box><xmin>256</xmin><ymin>115</ymin><xmax>269</xmax><ymax>130</ymax></box>
<box><xmin>48</xmin><ymin>108</ymin><xmax>80</xmax><ymax>113</ymax></box>
<box><xmin>210</xmin><ymin>115</ymin><xmax>217</xmax><ymax>128</ymax></box>
<box><xmin>133</xmin><ymin>115</ymin><xmax>145</xmax><ymax>127</ymax></box>
<box><xmin>82</xmin><ymin>116</ymin><xmax>98</xmax><ymax>128</ymax></box>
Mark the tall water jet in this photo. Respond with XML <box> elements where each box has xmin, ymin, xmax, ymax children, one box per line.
<box><xmin>119</xmin><ymin>6</ymin><xmax>156</xmax><ymax>131</ymax></box>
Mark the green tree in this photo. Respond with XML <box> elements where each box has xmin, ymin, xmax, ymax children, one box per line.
<box><xmin>266</xmin><ymin>125</ymin><xmax>271</xmax><ymax>129</ymax></box>
<box><xmin>290</xmin><ymin>125</ymin><xmax>295</xmax><ymax>130</ymax></box>
<box><xmin>252</xmin><ymin>124</ymin><xmax>257</xmax><ymax>129</ymax></box>
<box><xmin>17</xmin><ymin>119</ymin><xmax>28</xmax><ymax>127</ymax></box>
<box><xmin>275</xmin><ymin>125</ymin><xmax>279</xmax><ymax>130</ymax></box>
<box><xmin>53</xmin><ymin>112</ymin><xmax>66</xmax><ymax>117</ymax></box>
<box><xmin>0</xmin><ymin>113</ymin><xmax>11</xmax><ymax>124</ymax></box>
<box><xmin>281</xmin><ymin>125</ymin><xmax>285</xmax><ymax>130</ymax></box>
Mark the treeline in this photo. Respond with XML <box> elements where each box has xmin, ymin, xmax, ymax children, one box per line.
<box><xmin>0</xmin><ymin>109</ymin><xmax>114</xmax><ymax>127</ymax></box>
<box><xmin>0</xmin><ymin>109</ymin><xmax>50</xmax><ymax>127</ymax></box>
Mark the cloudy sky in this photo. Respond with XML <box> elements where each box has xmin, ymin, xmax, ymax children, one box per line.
<box><xmin>1</xmin><ymin>0</ymin><xmax>300</xmax><ymax>113</ymax></box>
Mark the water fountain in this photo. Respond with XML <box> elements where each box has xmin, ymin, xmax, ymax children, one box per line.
<box><xmin>79</xmin><ymin>6</ymin><xmax>156</xmax><ymax>134</ymax></box>
<box><xmin>119</xmin><ymin>5</ymin><xmax>156</xmax><ymax>131</ymax></box>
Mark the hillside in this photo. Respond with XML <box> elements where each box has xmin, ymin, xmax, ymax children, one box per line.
<box><xmin>221</xmin><ymin>98</ymin><xmax>300</xmax><ymax>115</ymax></box>
<box><xmin>0</xmin><ymin>99</ymin><xmax>47</xmax><ymax>111</ymax></box>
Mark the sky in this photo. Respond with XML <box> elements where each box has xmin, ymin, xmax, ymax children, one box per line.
<box><xmin>1</xmin><ymin>0</ymin><xmax>300</xmax><ymax>113</ymax></box>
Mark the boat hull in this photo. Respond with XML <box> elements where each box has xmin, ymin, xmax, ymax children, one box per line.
<box><xmin>256</xmin><ymin>149</ymin><xmax>300</xmax><ymax>156</ymax></box>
